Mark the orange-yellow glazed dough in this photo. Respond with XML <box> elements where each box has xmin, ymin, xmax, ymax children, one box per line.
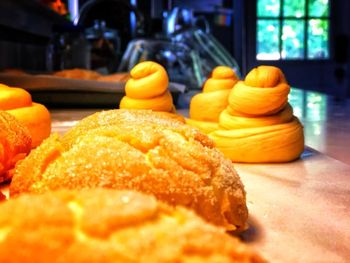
<box><xmin>210</xmin><ymin>66</ymin><xmax>304</xmax><ymax>163</ymax></box>
<box><xmin>0</xmin><ymin>84</ymin><xmax>51</xmax><ymax>148</ymax></box>
<box><xmin>187</xmin><ymin>66</ymin><xmax>239</xmax><ymax>133</ymax></box>
<box><xmin>119</xmin><ymin>61</ymin><xmax>176</xmax><ymax>113</ymax></box>
<box><xmin>228</xmin><ymin>66</ymin><xmax>290</xmax><ymax>116</ymax></box>
<box><xmin>185</xmin><ymin>118</ymin><xmax>219</xmax><ymax>134</ymax></box>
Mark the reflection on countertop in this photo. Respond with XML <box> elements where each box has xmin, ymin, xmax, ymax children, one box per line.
<box><xmin>289</xmin><ymin>88</ymin><xmax>350</xmax><ymax>165</ymax></box>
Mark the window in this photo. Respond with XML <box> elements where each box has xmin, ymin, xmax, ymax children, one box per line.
<box><xmin>256</xmin><ymin>0</ymin><xmax>330</xmax><ymax>60</ymax></box>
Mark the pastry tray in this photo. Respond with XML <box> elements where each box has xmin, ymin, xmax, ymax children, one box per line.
<box><xmin>0</xmin><ymin>73</ymin><xmax>186</xmax><ymax>107</ymax></box>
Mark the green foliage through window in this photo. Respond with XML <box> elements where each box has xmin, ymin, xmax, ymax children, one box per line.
<box><xmin>257</xmin><ymin>0</ymin><xmax>329</xmax><ymax>60</ymax></box>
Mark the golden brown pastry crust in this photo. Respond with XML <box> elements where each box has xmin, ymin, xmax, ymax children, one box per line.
<box><xmin>0</xmin><ymin>111</ymin><xmax>32</xmax><ymax>182</ymax></box>
<box><xmin>97</xmin><ymin>72</ymin><xmax>130</xmax><ymax>82</ymax></box>
<box><xmin>10</xmin><ymin>109</ymin><xmax>248</xmax><ymax>231</ymax></box>
<box><xmin>0</xmin><ymin>189</ymin><xmax>264</xmax><ymax>263</ymax></box>
<box><xmin>53</xmin><ymin>68</ymin><xmax>101</xmax><ymax>80</ymax></box>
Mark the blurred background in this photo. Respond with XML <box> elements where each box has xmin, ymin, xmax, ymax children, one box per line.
<box><xmin>0</xmin><ymin>0</ymin><xmax>349</xmax><ymax>98</ymax></box>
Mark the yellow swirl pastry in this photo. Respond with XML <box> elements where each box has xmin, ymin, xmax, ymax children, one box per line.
<box><xmin>219</xmin><ymin>103</ymin><xmax>293</xmax><ymax>130</ymax></box>
<box><xmin>0</xmin><ymin>84</ymin><xmax>51</xmax><ymax>148</ymax></box>
<box><xmin>210</xmin><ymin>66</ymin><xmax>304</xmax><ymax>163</ymax></box>
<box><xmin>119</xmin><ymin>61</ymin><xmax>175</xmax><ymax>112</ymax></box>
<box><xmin>211</xmin><ymin>117</ymin><xmax>304</xmax><ymax>163</ymax></box>
<box><xmin>187</xmin><ymin>66</ymin><xmax>239</xmax><ymax>133</ymax></box>
<box><xmin>185</xmin><ymin>118</ymin><xmax>219</xmax><ymax>134</ymax></box>
<box><xmin>228</xmin><ymin>66</ymin><xmax>289</xmax><ymax>116</ymax></box>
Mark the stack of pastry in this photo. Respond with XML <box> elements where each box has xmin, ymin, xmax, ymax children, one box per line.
<box><xmin>3</xmin><ymin>109</ymin><xmax>266</xmax><ymax>262</ymax></box>
<box><xmin>119</xmin><ymin>61</ymin><xmax>176</xmax><ymax>113</ymax></box>
<box><xmin>187</xmin><ymin>66</ymin><xmax>239</xmax><ymax>134</ymax></box>
<box><xmin>0</xmin><ymin>111</ymin><xmax>31</xmax><ymax>182</ymax></box>
<box><xmin>210</xmin><ymin>66</ymin><xmax>304</xmax><ymax>163</ymax></box>
<box><xmin>0</xmin><ymin>84</ymin><xmax>51</xmax><ymax>148</ymax></box>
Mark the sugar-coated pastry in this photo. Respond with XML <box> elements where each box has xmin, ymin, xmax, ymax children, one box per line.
<box><xmin>6</xmin><ymin>103</ymin><xmax>51</xmax><ymax>148</ymax></box>
<box><xmin>187</xmin><ymin>66</ymin><xmax>239</xmax><ymax>134</ymax></box>
<box><xmin>10</xmin><ymin>109</ymin><xmax>248</xmax><ymax>231</ymax></box>
<box><xmin>0</xmin><ymin>189</ymin><xmax>264</xmax><ymax>263</ymax></box>
<box><xmin>0</xmin><ymin>111</ymin><xmax>31</xmax><ymax>182</ymax></box>
<box><xmin>0</xmin><ymin>84</ymin><xmax>51</xmax><ymax>148</ymax></box>
<box><xmin>53</xmin><ymin>68</ymin><xmax>101</xmax><ymax>80</ymax></box>
<box><xmin>119</xmin><ymin>61</ymin><xmax>176</xmax><ymax>113</ymax></box>
<box><xmin>209</xmin><ymin>66</ymin><xmax>304</xmax><ymax>163</ymax></box>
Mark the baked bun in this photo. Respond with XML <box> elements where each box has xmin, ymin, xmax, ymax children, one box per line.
<box><xmin>210</xmin><ymin>66</ymin><xmax>304</xmax><ymax>163</ymax></box>
<box><xmin>0</xmin><ymin>189</ymin><xmax>264</xmax><ymax>263</ymax></box>
<box><xmin>0</xmin><ymin>84</ymin><xmax>51</xmax><ymax>148</ymax></box>
<box><xmin>10</xmin><ymin>109</ymin><xmax>248</xmax><ymax>231</ymax></box>
<box><xmin>0</xmin><ymin>111</ymin><xmax>31</xmax><ymax>182</ymax></box>
<box><xmin>53</xmin><ymin>68</ymin><xmax>101</xmax><ymax>80</ymax></box>
<box><xmin>187</xmin><ymin>66</ymin><xmax>239</xmax><ymax>134</ymax></box>
<box><xmin>119</xmin><ymin>61</ymin><xmax>176</xmax><ymax>113</ymax></box>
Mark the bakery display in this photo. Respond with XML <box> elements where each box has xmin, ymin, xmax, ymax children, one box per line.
<box><xmin>52</xmin><ymin>68</ymin><xmax>101</xmax><ymax>80</ymax></box>
<box><xmin>0</xmin><ymin>188</ymin><xmax>264</xmax><ymax>263</ymax></box>
<box><xmin>210</xmin><ymin>66</ymin><xmax>304</xmax><ymax>163</ymax></box>
<box><xmin>119</xmin><ymin>61</ymin><xmax>176</xmax><ymax>112</ymax></box>
<box><xmin>10</xmin><ymin>109</ymin><xmax>248</xmax><ymax>231</ymax></box>
<box><xmin>0</xmin><ymin>83</ymin><xmax>51</xmax><ymax>148</ymax></box>
<box><xmin>0</xmin><ymin>111</ymin><xmax>31</xmax><ymax>182</ymax></box>
<box><xmin>187</xmin><ymin>66</ymin><xmax>239</xmax><ymax>134</ymax></box>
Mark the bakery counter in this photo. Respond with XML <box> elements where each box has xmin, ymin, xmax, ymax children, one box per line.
<box><xmin>1</xmin><ymin>106</ymin><xmax>350</xmax><ymax>262</ymax></box>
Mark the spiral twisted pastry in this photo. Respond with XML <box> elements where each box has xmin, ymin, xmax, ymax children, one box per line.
<box><xmin>187</xmin><ymin>66</ymin><xmax>239</xmax><ymax>134</ymax></box>
<box><xmin>210</xmin><ymin>66</ymin><xmax>304</xmax><ymax>163</ymax></box>
<box><xmin>119</xmin><ymin>61</ymin><xmax>175</xmax><ymax>112</ymax></box>
<box><xmin>229</xmin><ymin>66</ymin><xmax>290</xmax><ymax>116</ymax></box>
<box><xmin>0</xmin><ymin>84</ymin><xmax>51</xmax><ymax>148</ymax></box>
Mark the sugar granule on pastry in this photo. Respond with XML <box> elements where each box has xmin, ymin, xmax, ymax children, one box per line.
<box><xmin>0</xmin><ymin>188</ymin><xmax>265</xmax><ymax>263</ymax></box>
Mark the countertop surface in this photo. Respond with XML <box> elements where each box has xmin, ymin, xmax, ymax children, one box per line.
<box><xmin>2</xmin><ymin>91</ymin><xmax>350</xmax><ymax>262</ymax></box>
<box><xmin>237</xmin><ymin>150</ymin><xmax>350</xmax><ymax>262</ymax></box>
